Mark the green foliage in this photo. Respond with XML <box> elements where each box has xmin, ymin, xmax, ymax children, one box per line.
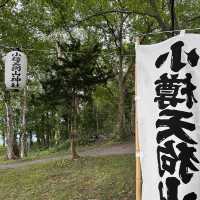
<box><xmin>0</xmin><ymin>146</ymin><xmax>5</xmax><ymax>156</ymax></box>
<box><xmin>0</xmin><ymin>0</ymin><xmax>200</xmax><ymax>153</ymax></box>
<box><xmin>42</xmin><ymin>39</ymin><xmax>112</xmax><ymax>103</ymax></box>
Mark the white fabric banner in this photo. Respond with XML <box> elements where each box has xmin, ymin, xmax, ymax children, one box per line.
<box><xmin>136</xmin><ymin>34</ymin><xmax>200</xmax><ymax>200</ymax></box>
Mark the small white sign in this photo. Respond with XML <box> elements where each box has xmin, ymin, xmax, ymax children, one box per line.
<box><xmin>5</xmin><ymin>51</ymin><xmax>27</xmax><ymax>90</ymax></box>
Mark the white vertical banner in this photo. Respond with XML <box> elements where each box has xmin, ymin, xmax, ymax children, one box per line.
<box><xmin>5</xmin><ymin>51</ymin><xmax>27</xmax><ymax>90</ymax></box>
<box><xmin>136</xmin><ymin>34</ymin><xmax>200</xmax><ymax>200</ymax></box>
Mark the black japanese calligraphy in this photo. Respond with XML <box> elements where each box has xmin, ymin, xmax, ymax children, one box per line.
<box><xmin>11</xmin><ymin>51</ymin><xmax>22</xmax><ymax>88</ymax></box>
<box><xmin>155</xmin><ymin>39</ymin><xmax>199</xmax><ymax>200</ymax></box>
<box><xmin>177</xmin><ymin>142</ymin><xmax>199</xmax><ymax>184</ymax></box>
<box><xmin>154</xmin><ymin>73</ymin><xmax>197</xmax><ymax>109</ymax></box>
<box><xmin>181</xmin><ymin>73</ymin><xmax>198</xmax><ymax>108</ymax></box>
<box><xmin>155</xmin><ymin>41</ymin><xmax>199</xmax><ymax>72</ymax></box>
<box><xmin>159</xmin><ymin>177</ymin><xmax>197</xmax><ymax>200</ymax></box>
<box><xmin>156</xmin><ymin>109</ymin><xmax>196</xmax><ymax>144</ymax></box>
<box><xmin>157</xmin><ymin>141</ymin><xmax>199</xmax><ymax>183</ymax></box>
<box><xmin>154</xmin><ymin>73</ymin><xmax>184</xmax><ymax>109</ymax></box>
<box><xmin>157</xmin><ymin>140</ymin><xmax>178</xmax><ymax>177</ymax></box>
<box><xmin>11</xmin><ymin>71</ymin><xmax>21</xmax><ymax>88</ymax></box>
<box><xmin>186</xmin><ymin>49</ymin><xmax>199</xmax><ymax>67</ymax></box>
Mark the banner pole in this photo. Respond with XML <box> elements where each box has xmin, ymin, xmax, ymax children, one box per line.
<box><xmin>135</xmin><ymin>37</ymin><xmax>142</xmax><ymax>200</ymax></box>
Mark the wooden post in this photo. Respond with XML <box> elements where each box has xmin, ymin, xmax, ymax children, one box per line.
<box><xmin>135</xmin><ymin>37</ymin><xmax>142</xmax><ymax>200</ymax></box>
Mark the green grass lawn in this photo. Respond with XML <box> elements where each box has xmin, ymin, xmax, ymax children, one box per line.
<box><xmin>0</xmin><ymin>155</ymin><xmax>135</xmax><ymax>200</ymax></box>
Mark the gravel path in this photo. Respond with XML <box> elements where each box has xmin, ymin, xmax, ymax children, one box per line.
<box><xmin>0</xmin><ymin>143</ymin><xmax>134</xmax><ymax>170</ymax></box>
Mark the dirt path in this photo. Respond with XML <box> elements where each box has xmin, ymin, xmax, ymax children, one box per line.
<box><xmin>0</xmin><ymin>143</ymin><xmax>134</xmax><ymax>170</ymax></box>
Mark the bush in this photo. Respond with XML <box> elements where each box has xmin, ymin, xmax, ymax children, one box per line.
<box><xmin>53</xmin><ymin>140</ymin><xmax>70</xmax><ymax>152</ymax></box>
<box><xmin>0</xmin><ymin>146</ymin><xmax>6</xmax><ymax>156</ymax></box>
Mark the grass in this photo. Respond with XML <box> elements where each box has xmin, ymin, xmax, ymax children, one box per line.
<box><xmin>0</xmin><ymin>155</ymin><xmax>135</xmax><ymax>200</ymax></box>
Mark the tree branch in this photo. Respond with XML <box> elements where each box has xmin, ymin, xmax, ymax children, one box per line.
<box><xmin>122</xmin><ymin>62</ymin><xmax>134</xmax><ymax>85</ymax></box>
<box><xmin>187</xmin><ymin>15</ymin><xmax>200</xmax><ymax>22</ymax></box>
<box><xmin>102</xmin><ymin>15</ymin><xmax>119</xmax><ymax>48</ymax></box>
<box><xmin>149</xmin><ymin>0</ymin><xmax>170</xmax><ymax>31</ymax></box>
<box><xmin>72</xmin><ymin>9</ymin><xmax>157</xmax><ymax>27</ymax></box>
<box><xmin>0</xmin><ymin>0</ymin><xmax>10</xmax><ymax>9</ymax></box>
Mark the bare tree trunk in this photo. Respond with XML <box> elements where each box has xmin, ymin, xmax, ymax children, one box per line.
<box><xmin>20</xmin><ymin>87</ymin><xmax>27</xmax><ymax>158</ymax></box>
<box><xmin>130</xmin><ymin>41</ymin><xmax>136</xmax><ymax>140</ymax></box>
<box><xmin>131</xmin><ymin>64</ymin><xmax>135</xmax><ymax>141</ymax></box>
<box><xmin>56</xmin><ymin>41</ymin><xmax>64</xmax><ymax>65</ymax></box>
<box><xmin>4</xmin><ymin>91</ymin><xmax>17</xmax><ymax>160</ymax></box>
<box><xmin>96</xmin><ymin>105</ymin><xmax>99</xmax><ymax>136</ymax></box>
<box><xmin>2</xmin><ymin>127</ymin><xmax>5</xmax><ymax>147</ymax></box>
<box><xmin>29</xmin><ymin>132</ymin><xmax>33</xmax><ymax>146</ymax></box>
<box><xmin>115</xmin><ymin>13</ymin><xmax>126</xmax><ymax>140</ymax></box>
<box><xmin>67</xmin><ymin>117</ymin><xmax>70</xmax><ymax>135</ymax></box>
<box><xmin>70</xmin><ymin>93</ymin><xmax>80</xmax><ymax>159</ymax></box>
<box><xmin>70</xmin><ymin>129</ymin><xmax>79</xmax><ymax>159</ymax></box>
<box><xmin>116</xmin><ymin>81</ymin><xmax>126</xmax><ymax>139</ymax></box>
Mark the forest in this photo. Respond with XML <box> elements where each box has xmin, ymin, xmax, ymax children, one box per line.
<box><xmin>1</xmin><ymin>0</ymin><xmax>197</xmax><ymax>161</ymax></box>
<box><xmin>0</xmin><ymin>0</ymin><xmax>139</xmax><ymax>160</ymax></box>
<box><xmin>0</xmin><ymin>0</ymin><xmax>199</xmax><ymax>199</ymax></box>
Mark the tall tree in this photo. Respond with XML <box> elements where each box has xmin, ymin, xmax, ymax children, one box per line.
<box><xmin>42</xmin><ymin>39</ymin><xmax>112</xmax><ymax>158</ymax></box>
<box><xmin>20</xmin><ymin>87</ymin><xmax>27</xmax><ymax>158</ymax></box>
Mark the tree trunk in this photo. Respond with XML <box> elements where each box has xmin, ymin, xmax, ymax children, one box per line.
<box><xmin>115</xmin><ymin>13</ymin><xmax>127</xmax><ymax>140</ymax></box>
<box><xmin>29</xmin><ymin>131</ymin><xmax>33</xmax><ymax>146</ymax></box>
<box><xmin>56</xmin><ymin>41</ymin><xmax>79</xmax><ymax>158</ymax></box>
<box><xmin>70</xmin><ymin>129</ymin><xmax>79</xmax><ymax>159</ymax></box>
<box><xmin>131</xmin><ymin>65</ymin><xmax>135</xmax><ymax>140</ymax></box>
<box><xmin>20</xmin><ymin>88</ymin><xmax>28</xmax><ymax>158</ymax></box>
<box><xmin>96</xmin><ymin>105</ymin><xmax>99</xmax><ymax>136</ymax></box>
<box><xmin>70</xmin><ymin>93</ymin><xmax>80</xmax><ymax>159</ymax></box>
<box><xmin>56</xmin><ymin>41</ymin><xmax>64</xmax><ymax>65</ymax></box>
<box><xmin>4</xmin><ymin>91</ymin><xmax>17</xmax><ymax>160</ymax></box>
<box><xmin>116</xmin><ymin>80</ymin><xmax>126</xmax><ymax>139</ymax></box>
<box><xmin>2</xmin><ymin>128</ymin><xmax>5</xmax><ymax>147</ymax></box>
<box><xmin>130</xmin><ymin>41</ymin><xmax>136</xmax><ymax>141</ymax></box>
